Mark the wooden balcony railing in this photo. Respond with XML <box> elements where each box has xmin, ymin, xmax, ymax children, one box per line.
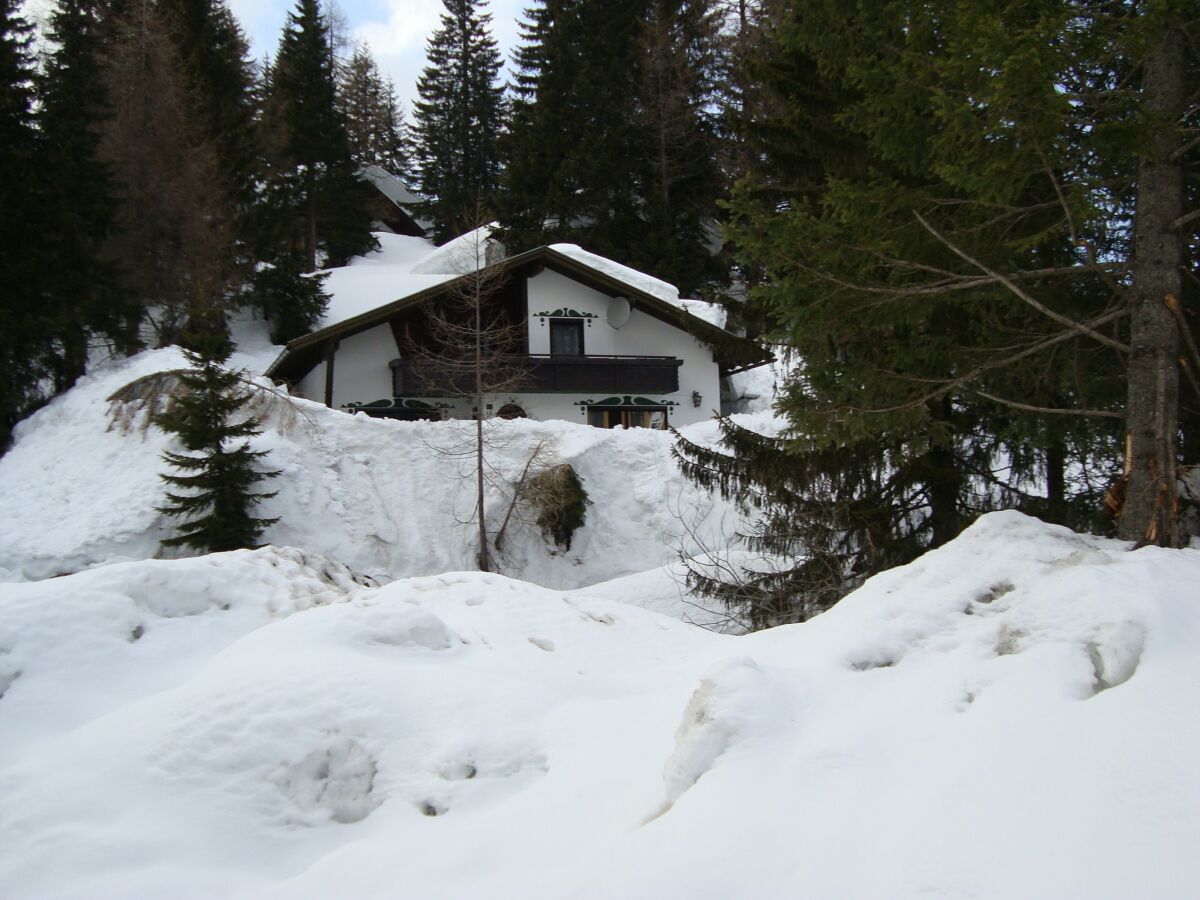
<box><xmin>390</xmin><ymin>354</ymin><xmax>682</xmax><ymax>396</ymax></box>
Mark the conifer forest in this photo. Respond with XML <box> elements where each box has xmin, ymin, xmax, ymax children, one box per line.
<box><xmin>1</xmin><ymin>0</ymin><xmax>1197</xmax><ymax>618</ymax></box>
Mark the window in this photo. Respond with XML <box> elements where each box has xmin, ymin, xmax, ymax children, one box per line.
<box><xmin>587</xmin><ymin>406</ymin><xmax>669</xmax><ymax>430</ymax></box>
<box><xmin>549</xmin><ymin>319</ymin><xmax>584</xmax><ymax>356</ymax></box>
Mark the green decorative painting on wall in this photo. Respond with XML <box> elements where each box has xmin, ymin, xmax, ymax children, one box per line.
<box><xmin>534</xmin><ymin>309</ymin><xmax>597</xmax><ymax>326</ymax></box>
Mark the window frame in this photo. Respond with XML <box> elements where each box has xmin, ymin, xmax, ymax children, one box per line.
<box><xmin>549</xmin><ymin>318</ymin><xmax>585</xmax><ymax>356</ymax></box>
<box><xmin>586</xmin><ymin>406</ymin><xmax>670</xmax><ymax>430</ymax></box>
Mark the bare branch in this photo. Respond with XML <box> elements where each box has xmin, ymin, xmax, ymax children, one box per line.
<box><xmin>913</xmin><ymin>210</ymin><xmax>1131</xmax><ymax>353</ymax></box>
<box><xmin>842</xmin><ymin>307</ymin><xmax>1129</xmax><ymax>415</ymax></box>
<box><xmin>972</xmin><ymin>389</ymin><xmax>1122</xmax><ymax>419</ymax></box>
<box><xmin>1171</xmin><ymin>208</ymin><xmax>1200</xmax><ymax>231</ymax></box>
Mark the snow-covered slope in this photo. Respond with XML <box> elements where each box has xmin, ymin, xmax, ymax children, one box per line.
<box><xmin>1</xmin><ymin>512</ymin><xmax>1196</xmax><ymax>898</ymax></box>
<box><xmin>0</xmin><ymin>345</ymin><xmax>775</xmax><ymax>588</ymax></box>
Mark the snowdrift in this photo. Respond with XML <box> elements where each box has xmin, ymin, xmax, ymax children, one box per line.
<box><xmin>1</xmin><ymin>512</ymin><xmax>1196</xmax><ymax>898</ymax></box>
<box><xmin>0</xmin><ymin>346</ymin><xmax>776</xmax><ymax>590</ymax></box>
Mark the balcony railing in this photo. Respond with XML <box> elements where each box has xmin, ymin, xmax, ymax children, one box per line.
<box><xmin>390</xmin><ymin>354</ymin><xmax>682</xmax><ymax>396</ymax></box>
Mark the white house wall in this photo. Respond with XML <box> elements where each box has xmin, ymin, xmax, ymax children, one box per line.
<box><xmin>524</xmin><ymin>269</ymin><xmax>720</xmax><ymax>427</ymax></box>
<box><xmin>293</xmin><ymin>323</ymin><xmax>397</xmax><ymax>409</ymax></box>
<box><xmin>293</xmin><ymin>269</ymin><xmax>722</xmax><ymax>429</ymax></box>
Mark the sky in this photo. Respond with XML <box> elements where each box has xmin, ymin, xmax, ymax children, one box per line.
<box><xmin>19</xmin><ymin>0</ymin><xmax>524</xmax><ymax>111</ymax></box>
<box><xmin>227</xmin><ymin>0</ymin><xmax>528</xmax><ymax>110</ymax></box>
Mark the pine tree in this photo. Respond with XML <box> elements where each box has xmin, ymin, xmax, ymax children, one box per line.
<box><xmin>339</xmin><ymin>42</ymin><xmax>407</xmax><ymax>174</ymax></box>
<box><xmin>38</xmin><ymin>0</ymin><xmax>141</xmax><ymax>391</ymax></box>
<box><xmin>157</xmin><ymin>0</ymin><xmax>264</xmax><ymax>289</ymax></box>
<box><xmin>411</xmin><ymin>0</ymin><xmax>505</xmax><ymax>241</ymax></box>
<box><xmin>0</xmin><ymin>0</ymin><xmax>50</xmax><ymax>450</ymax></box>
<box><xmin>98</xmin><ymin>0</ymin><xmax>232</xmax><ymax>346</ymax></box>
<box><xmin>156</xmin><ymin>310</ymin><xmax>278</xmax><ymax>553</ymax></box>
<box><xmin>262</xmin><ymin>0</ymin><xmax>376</xmax><ymax>270</ymax></box>
<box><xmin>157</xmin><ymin>0</ymin><xmax>259</xmax><ymax>204</ymax></box>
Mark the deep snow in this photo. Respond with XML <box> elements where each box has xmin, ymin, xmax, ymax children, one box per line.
<box><xmin>1</xmin><ymin>513</ymin><xmax>1196</xmax><ymax>898</ymax></box>
<box><xmin>2</xmin><ymin>234</ymin><xmax>1194</xmax><ymax>898</ymax></box>
<box><xmin>0</xmin><ymin>341</ymin><xmax>778</xmax><ymax>592</ymax></box>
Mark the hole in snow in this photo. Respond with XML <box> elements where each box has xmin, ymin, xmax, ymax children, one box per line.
<box><xmin>995</xmin><ymin>625</ymin><xmax>1024</xmax><ymax>656</ymax></box>
<box><xmin>849</xmin><ymin>657</ymin><xmax>895</xmax><ymax>671</ymax></box>
<box><xmin>129</xmin><ymin>624</ymin><xmax>145</xmax><ymax>642</ymax></box>
<box><xmin>439</xmin><ymin>761</ymin><xmax>477</xmax><ymax>781</ymax></box>
<box><xmin>278</xmin><ymin>737</ymin><xmax>380</xmax><ymax>825</ymax></box>
<box><xmin>975</xmin><ymin>582</ymin><xmax>1014</xmax><ymax>605</ymax></box>
<box><xmin>0</xmin><ymin>668</ymin><xmax>19</xmax><ymax>701</ymax></box>
<box><xmin>420</xmin><ymin>801</ymin><xmax>445</xmax><ymax>817</ymax></box>
<box><xmin>1086</xmin><ymin>623</ymin><xmax>1144</xmax><ymax>696</ymax></box>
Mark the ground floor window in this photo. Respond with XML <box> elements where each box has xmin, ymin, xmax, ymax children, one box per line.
<box><xmin>587</xmin><ymin>406</ymin><xmax>669</xmax><ymax>429</ymax></box>
<box><xmin>497</xmin><ymin>403</ymin><xmax>527</xmax><ymax>419</ymax></box>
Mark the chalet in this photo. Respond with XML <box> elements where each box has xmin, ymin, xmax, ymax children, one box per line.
<box><xmin>265</xmin><ymin>228</ymin><xmax>771</xmax><ymax>429</ymax></box>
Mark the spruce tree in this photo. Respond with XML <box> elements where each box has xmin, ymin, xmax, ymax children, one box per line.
<box><xmin>411</xmin><ymin>0</ymin><xmax>505</xmax><ymax>241</ymax></box>
<box><xmin>262</xmin><ymin>0</ymin><xmax>376</xmax><ymax>270</ymax></box>
<box><xmin>499</xmin><ymin>0</ymin><xmax>726</xmax><ymax>295</ymax></box>
<box><xmin>38</xmin><ymin>0</ymin><xmax>141</xmax><ymax>391</ymax></box>
<box><xmin>251</xmin><ymin>246</ymin><xmax>332</xmax><ymax>345</ymax></box>
<box><xmin>673</xmin><ymin>0</ymin><xmax>1183</xmax><ymax>623</ymax></box>
<box><xmin>0</xmin><ymin>0</ymin><xmax>50</xmax><ymax>450</ymax></box>
<box><xmin>156</xmin><ymin>310</ymin><xmax>278</xmax><ymax>553</ymax></box>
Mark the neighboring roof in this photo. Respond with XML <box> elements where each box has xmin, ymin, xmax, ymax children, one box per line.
<box><xmin>359</xmin><ymin>165</ymin><xmax>434</xmax><ymax>233</ymax></box>
<box><xmin>267</xmin><ymin>231</ymin><xmax>771</xmax><ymax>382</ymax></box>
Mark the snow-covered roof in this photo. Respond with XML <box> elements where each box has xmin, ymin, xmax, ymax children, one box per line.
<box><xmin>410</xmin><ymin>224</ymin><xmax>501</xmax><ymax>275</ymax></box>
<box><xmin>360</xmin><ymin>166</ymin><xmax>424</xmax><ymax>210</ymax></box>
<box><xmin>548</xmin><ymin>243</ymin><xmax>727</xmax><ymax>328</ymax></box>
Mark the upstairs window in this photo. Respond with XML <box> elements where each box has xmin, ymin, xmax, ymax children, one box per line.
<box><xmin>549</xmin><ymin>319</ymin><xmax>584</xmax><ymax>356</ymax></box>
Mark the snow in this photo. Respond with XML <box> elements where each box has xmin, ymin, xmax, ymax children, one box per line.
<box><xmin>549</xmin><ymin>242</ymin><xmax>727</xmax><ymax>326</ymax></box>
<box><xmin>409</xmin><ymin>224</ymin><xmax>498</xmax><ymax>274</ymax></box>
<box><xmin>0</xmin><ymin>346</ymin><xmax>759</xmax><ymax>587</ymax></box>
<box><xmin>5</xmin><ymin>231</ymin><xmax>1195</xmax><ymax>896</ymax></box>
<box><xmin>317</xmin><ymin>267</ymin><xmax>454</xmax><ymax>330</ymax></box>
<box><xmin>1</xmin><ymin>512</ymin><xmax>1197</xmax><ymax>898</ymax></box>
<box><xmin>347</xmin><ymin>232</ymin><xmax>437</xmax><ymax>269</ymax></box>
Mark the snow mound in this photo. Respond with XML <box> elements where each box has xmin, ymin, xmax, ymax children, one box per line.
<box><xmin>409</xmin><ymin>224</ymin><xmax>498</xmax><ymax>274</ymax></box>
<box><xmin>0</xmin><ymin>348</ymin><xmax>759</xmax><ymax>588</ymax></box>
<box><xmin>2</xmin><ymin>512</ymin><xmax>1198</xmax><ymax>898</ymax></box>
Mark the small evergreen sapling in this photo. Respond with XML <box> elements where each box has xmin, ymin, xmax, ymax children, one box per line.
<box><xmin>155</xmin><ymin>316</ymin><xmax>278</xmax><ymax>552</ymax></box>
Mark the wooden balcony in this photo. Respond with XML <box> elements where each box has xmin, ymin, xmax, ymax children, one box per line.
<box><xmin>390</xmin><ymin>354</ymin><xmax>682</xmax><ymax>396</ymax></box>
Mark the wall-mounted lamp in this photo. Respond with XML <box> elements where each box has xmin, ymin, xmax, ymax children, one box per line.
<box><xmin>692</xmin><ymin>390</ymin><xmax>702</xmax><ymax>408</ymax></box>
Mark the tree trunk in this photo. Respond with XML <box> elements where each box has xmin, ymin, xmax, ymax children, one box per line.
<box><xmin>925</xmin><ymin>398</ymin><xmax>962</xmax><ymax>549</ymax></box>
<box><xmin>1119</xmin><ymin>22</ymin><xmax>1187</xmax><ymax>547</ymax></box>
<box><xmin>1045</xmin><ymin>439</ymin><xmax>1066</xmax><ymax>523</ymax></box>
<box><xmin>305</xmin><ymin>176</ymin><xmax>318</xmax><ymax>272</ymax></box>
<box><xmin>475</xmin><ymin>293</ymin><xmax>490</xmax><ymax>572</ymax></box>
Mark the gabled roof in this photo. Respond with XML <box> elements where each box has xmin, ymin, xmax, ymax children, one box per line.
<box><xmin>265</xmin><ymin>240</ymin><xmax>772</xmax><ymax>383</ymax></box>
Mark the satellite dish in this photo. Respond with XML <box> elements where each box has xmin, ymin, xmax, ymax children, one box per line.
<box><xmin>607</xmin><ymin>295</ymin><xmax>632</xmax><ymax>329</ymax></box>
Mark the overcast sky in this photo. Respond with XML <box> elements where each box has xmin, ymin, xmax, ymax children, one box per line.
<box><xmin>228</xmin><ymin>0</ymin><xmax>528</xmax><ymax>110</ymax></box>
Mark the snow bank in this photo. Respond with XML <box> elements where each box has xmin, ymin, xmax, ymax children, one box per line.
<box><xmin>1</xmin><ymin>512</ymin><xmax>1196</xmax><ymax>898</ymax></box>
<box><xmin>409</xmin><ymin>224</ymin><xmax>497</xmax><ymax>274</ymax></box>
<box><xmin>0</xmin><ymin>348</ymin><xmax>760</xmax><ymax>586</ymax></box>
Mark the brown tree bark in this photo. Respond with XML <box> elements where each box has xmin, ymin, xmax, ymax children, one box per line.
<box><xmin>1119</xmin><ymin>22</ymin><xmax>1188</xmax><ymax>546</ymax></box>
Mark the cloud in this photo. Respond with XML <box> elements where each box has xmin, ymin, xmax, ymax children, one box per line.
<box><xmin>353</xmin><ymin>0</ymin><xmax>527</xmax><ymax>109</ymax></box>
